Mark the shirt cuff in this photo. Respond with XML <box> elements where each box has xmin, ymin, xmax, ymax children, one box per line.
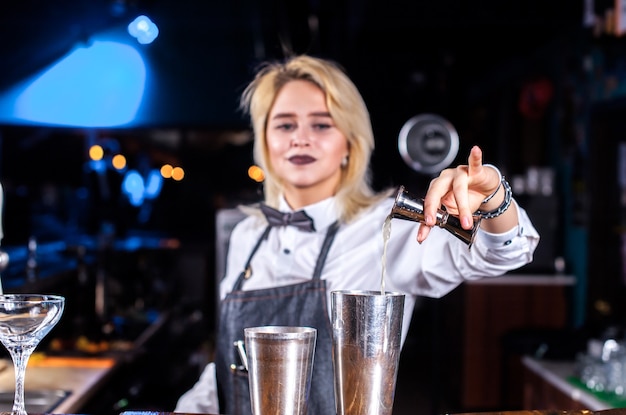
<box><xmin>479</xmin><ymin>225</ymin><xmax>520</xmax><ymax>247</ymax></box>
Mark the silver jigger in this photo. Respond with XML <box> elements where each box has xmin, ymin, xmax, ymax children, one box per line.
<box><xmin>390</xmin><ymin>185</ymin><xmax>481</xmax><ymax>248</ymax></box>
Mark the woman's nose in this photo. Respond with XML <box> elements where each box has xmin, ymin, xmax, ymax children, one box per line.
<box><xmin>290</xmin><ymin>130</ymin><xmax>310</xmax><ymax>147</ymax></box>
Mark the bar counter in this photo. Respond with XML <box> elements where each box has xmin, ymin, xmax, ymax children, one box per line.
<box><xmin>522</xmin><ymin>356</ymin><xmax>611</xmax><ymax>411</ymax></box>
<box><xmin>0</xmin><ymin>355</ymin><xmax>118</xmax><ymax>413</ymax></box>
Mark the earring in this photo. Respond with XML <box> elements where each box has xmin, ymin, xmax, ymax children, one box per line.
<box><xmin>341</xmin><ymin>155</ymin><xmax>349</xmax><ymax>167</ymax></box>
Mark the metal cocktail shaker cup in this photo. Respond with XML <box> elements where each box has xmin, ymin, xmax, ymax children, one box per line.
<box><xmin>244</xmin><ymin>326</ymin><xmax>317</xmax><ymax>415</ymax></box>
<box><xmin>331</xmin><ymin>290</ymin><xmax>405</xmax><ymax>415</ymax></box>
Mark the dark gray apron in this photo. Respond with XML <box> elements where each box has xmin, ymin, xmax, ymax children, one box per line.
<box><xmin>216</xmin><ymin>221</ymin><xmax>340</xmax><ymax>415</ymax></box>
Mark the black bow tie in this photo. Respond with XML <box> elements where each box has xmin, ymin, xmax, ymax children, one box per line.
<box><xmin>260</xmin><ymin>203</ymin><xmax>316</xmax><ymax>232</ymax></box>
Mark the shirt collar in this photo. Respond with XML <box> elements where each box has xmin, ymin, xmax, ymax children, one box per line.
<box><xmin>278</xmin><ymin>196</ymin><xmax>339</xmax><ymax>232</ymax></box>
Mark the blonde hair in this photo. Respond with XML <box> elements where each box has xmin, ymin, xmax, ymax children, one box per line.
<box><xmin>239</xmin><ymin>55</ymin><xmax>391</xmax><ymax>223</ymax></box>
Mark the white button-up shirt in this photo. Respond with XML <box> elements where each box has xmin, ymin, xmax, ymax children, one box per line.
<box><xmin>221</xmin><ymin>195</ymin><xmax>539</xmax><ymax>343</ymax></box>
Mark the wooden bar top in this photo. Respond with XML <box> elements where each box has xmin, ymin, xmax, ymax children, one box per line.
<box><xmin>2</xmin><ymin>409</ymin><xmax>626</xmax><ymax>415</ymax></box>
<box><xmin>0</xmin><ymin>355</ymin><xmax>117</xmax><ymax>413</ymax></box>
<box><xmin>448</xmin><ymin>411</ymin><xmax>626</xmax><ymax>415</ymax></box>
<box><xmin>123</xmin><ymin>409</ymin><xmax>626</xmax><ymax>415</ymax></box>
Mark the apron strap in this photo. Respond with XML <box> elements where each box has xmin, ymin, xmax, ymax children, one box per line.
<box><xmin>231</xmin><ymin>225</ymin><xmax>271</xmax><ymax>292</ymax></box>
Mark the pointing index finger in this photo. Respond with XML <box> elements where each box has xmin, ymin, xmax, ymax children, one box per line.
<box><xmin>468</xmin><ymin>145</ymin><xmax>484</xmax><ymax>177</ymax></box>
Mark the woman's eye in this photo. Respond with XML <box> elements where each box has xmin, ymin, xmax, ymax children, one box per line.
<box><xmin>275</xmin><ymin>123</ymin><xmax>296</xmax><ymax>131</ymax></box>
<box><xmin>312</xmin><ymin>123</ymin><xmax>332</xmax><ymax>130</ymax></box>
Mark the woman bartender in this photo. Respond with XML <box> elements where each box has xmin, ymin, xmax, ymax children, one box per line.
<box><xmin>175</xmin><ymin>54</ymin><xmax>540</xmax><ymax>415</ymax></box>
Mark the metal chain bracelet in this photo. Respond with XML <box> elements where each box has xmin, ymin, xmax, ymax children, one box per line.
<box><xmin>474</xmin><ymin>177</ymin><xmax>512</xmax><ymax>219</ymax></box>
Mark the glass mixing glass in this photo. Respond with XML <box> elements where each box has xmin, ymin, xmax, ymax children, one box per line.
<box><xmin>0</xmin><ymin>294</ymin><xmax>65</xmax><ymax>415</ymax></box>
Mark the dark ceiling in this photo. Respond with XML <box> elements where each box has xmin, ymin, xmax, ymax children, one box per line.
<box><xmin>0</xmin><ymin>0</ymin><xmax>585</xmax><ymax>128</ymax></box>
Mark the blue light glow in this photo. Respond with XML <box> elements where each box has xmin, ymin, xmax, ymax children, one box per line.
<box><xmin>5</xmin><ymin>40</ymin><xmax>146</xmax><ymax>127</ymax></box>
<box><xmin>144</xmin><ymin>169</ymin><xmax>163</xmax><ymax>199</ymax></box>
<box><xmin>122</xmin><ymin>170</ymin><xmax>145</xmax><ymax>207</ymax></box>
<box><xmin>128</xmin><ymin>15</ymin><xmax>159</xmax><ymax>44</ymax></box>
<box><xmin>89</xmin><ymin>159</ymin><xmax>107</xmax><ymax>174</ymax></box>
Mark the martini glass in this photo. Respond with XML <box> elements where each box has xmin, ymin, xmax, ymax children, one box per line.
<box><xmin>0</xmin><ymin>294</ymin><xmax>65</xmax><ymax>415</ymax></box>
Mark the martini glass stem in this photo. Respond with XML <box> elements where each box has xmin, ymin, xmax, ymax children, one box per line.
<box><xmin>8</xmin><ymin>344</ymin><xmax>36</xmax><ymax>415</ymax></box>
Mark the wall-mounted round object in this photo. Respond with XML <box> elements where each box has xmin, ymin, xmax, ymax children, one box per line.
<box><xmin>398</xmin><ymin>113</ymin><xmax>459</xmax><ymax>175</ymax></box>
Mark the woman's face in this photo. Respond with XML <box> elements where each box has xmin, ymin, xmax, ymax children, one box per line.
<box><xmin>266</xmin><ymin>80</ymin><xmax>349</xmax><ymax>207</ymax></box>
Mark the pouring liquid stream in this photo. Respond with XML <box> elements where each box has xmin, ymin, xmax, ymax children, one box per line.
<box><xmin>380</xmin><ymin>214</ymin><xmax>392</xmax><ymax>295</ymax></box>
